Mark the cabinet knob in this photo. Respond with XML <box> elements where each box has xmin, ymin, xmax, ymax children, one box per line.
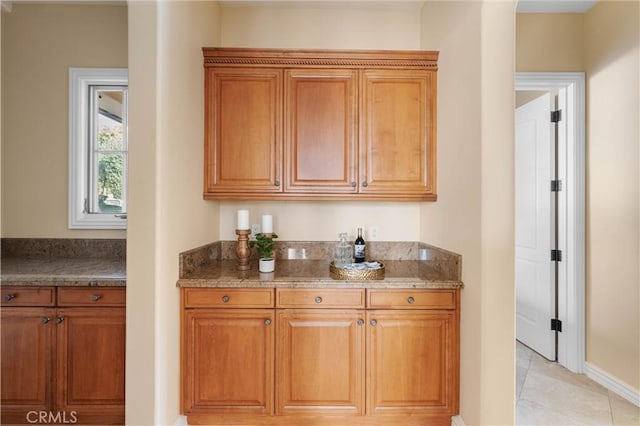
<box><xmin>274</xmin><ymin>180</ymin><xmax>280</xmax><ymax>186</ymax></box>
<box><xmin>56</xmin><ymin>317</ymin><xmax>64</xmax><ymax>324</ymax></box>
<box><xmin>407</xmin><ymin>296</ymin><xmax>415</xmax><ymax>304</ymax></box>
<box><xmin>370</xmin><ymin>319</ymin><xmax>377</xmax><ymax>326</ymax></box>
<box><xmin>92</xmin><ymin>294</ymin><xmax>102</xmax><ymax>302</ymax></box>
<box><xmin>362</xmin><ymin>181</ymin><xmax>368</xmax><ymax>188</ymax></box>
<box><xmin>351</xmin><ymin>181</ymin><xmax>357</xmax><ymax>187</ymax></box>
<box><xmin>42</xmin><ymin>317</ymin><xmax>51</xmax><ymax>324</ymax></box>
<box><xmin>357</xmin><ymin>319</ymin><xmax>364</xmax><ymax>326</ymax></box>
<box><xmin>222</xmin><ymin>295</ymin><xmax>230</xmax><ymax>303</ymax></box>
<box><xmin>264</xmin><ymin>319</ymin><xmax>271</xmax><ymax>326</ymax></box>
<box><xmin>4</xmin><ymin>294</ymin><xmax>16</xmax><ymax>301</ymax></box>
<box><xmin>314</xmin><ymin>296</ymin><xmax>323</xmax><ymax>304</ymax></box>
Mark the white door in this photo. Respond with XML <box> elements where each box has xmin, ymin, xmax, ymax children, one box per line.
<box><xmin>515</xmin><ymin>92</ymin><xmax>556</xmax><ymax>360</ymax></box>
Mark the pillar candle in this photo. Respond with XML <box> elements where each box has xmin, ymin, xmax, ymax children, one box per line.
<box><xmin>237</xmin><ymin>209</ymin><xmax>249</xmax><ymax>230</ymax></box>
<box><xmin>262</xmin><ymin>214</ymin><xmax>273</xmax><ymax>234</ymax></box>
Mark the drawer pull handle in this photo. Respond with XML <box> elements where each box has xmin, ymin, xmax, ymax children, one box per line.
<box><xmin>314</xmin><ymin>296</ymin><xmax>323</xmax><ymax>304</ymax></box>
<box><xmin>357</xmin><ymin>319</ymin><xmax>364</xmax><ymax>326</ymax></box>
<box><xmin>42</xmin><ymin>317</ymin><xmax>51</xmax><ymax>324</ymax></box>
<box><xmin>4</xmin><ymin>294</ymin><xmax>16</xmax><ymax>301</ymax></box>
<box><xmin>222</xmin><ymin>295</ymin><xmax>230</xmax><ymax>303</ymax></box>
<box><xmin>370</xmin><ymin>319</ymin><xmax>377</xmax><ymax>326</ymax></box>
<box><xmin>92</xmin><ymin>294</ymin><xmax>102</xmax><ymax>302</ymax></box>
<box><xmin>56</xmin><ymin>317</ymin><xmax>64</xmax><ymax>324</ymax></box>
<box><xmin>407</xmin><ymin>296</ymin><xmax>415</xmax><ymax>304</ymax></box>
<box><xmin>264</xmin><ymin>319</ymin><xmax>271</xmax><ymax>326</ymax></box>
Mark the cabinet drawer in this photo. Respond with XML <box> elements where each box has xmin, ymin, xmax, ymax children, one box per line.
<box><xmin>183</xmin><ymin>288</ymin><xmax>274</xmax><ymax>308</ymax></box>
<box><xmin>57</xmin><ymin>287</ymin><xmax>126</xmax><ymax>307</ymax></box>
<box><xmin>276</xmin><ymin>288</ymin><xmax>365</xmax><ymax>309</ymax></box>
<box><xmin>1</xmin><ymin>286</ymin><xmax>55</xmax><ymax>306</ymax></box>
<box><xmin>367</xmin><ymin>289</ymin><xmax>456</xmax><ymax>309</ymax></box>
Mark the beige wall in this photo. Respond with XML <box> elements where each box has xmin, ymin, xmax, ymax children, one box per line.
<box><xmin>1</xmin><ymin>4</ymin><xmax>128</xmax><ymax>238</ymax></box>
<box><xmin>516</xmin><ymin>13</ymin><xmax>584</xmax><ymax>72</ymax></box>
<box><xmin>584</xmin><ymin>0</ymin><xmax>639</xmax><ymax>391</ymax></box>
<box><xmin>421</xmin><ymin>2</ymin><xmax>515</xmax><ymax>424</ymax></box>
<box><xmin>517</xmin><ymin>2</ymin><xmax>640</xmax><ymax>393</ymax></box>
<box><xmin>127</xmin><ymin>1</ymin><xmax>221</xmax><ymax>424</ymax></box>
<box><xmin>221</xmin><ymin>3</ymin><xmax>421</xmax><ymax>50</ymax></box>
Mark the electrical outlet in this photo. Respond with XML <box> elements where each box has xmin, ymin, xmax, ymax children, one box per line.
<box><xmin>369</xmin><ymin>226</ymin><xmax>379</xmax><ymax>241</ymax></box>
<box><xmin>251</xmin><ymin>223</ymin><xmax>261</xmax><ymax>237</ymax></box>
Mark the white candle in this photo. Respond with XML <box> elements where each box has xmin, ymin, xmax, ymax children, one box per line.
<box><xmin>237</xmin><ymin>209</ymin><xmax>249</xmax><ymax>230</ymax></box>
<box><xmin>262</xmin><ymin>214</ymin><xmax>273</xmax><ymax>234</ymax></box>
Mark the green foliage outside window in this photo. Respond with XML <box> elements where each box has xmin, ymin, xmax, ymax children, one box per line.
<box><xmin>97</xmin><ymin>125</ymin><xmax>124</xmax><ymax>213</ymax></box>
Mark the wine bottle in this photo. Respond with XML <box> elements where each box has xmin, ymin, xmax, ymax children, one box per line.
<box><xmin>354</xmin><ymin>227</ymin><xmax>366</xmax><ymax>263</ymax></box>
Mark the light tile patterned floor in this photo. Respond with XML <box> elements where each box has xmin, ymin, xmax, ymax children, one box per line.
<box><xmin>516</xmin><ymin>341</ymin><xmax>639</xmax><ymax>425</ymax></box>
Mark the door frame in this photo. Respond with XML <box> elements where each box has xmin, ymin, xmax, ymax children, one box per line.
<box><xmin>515</xmin><ymin>72</ymin><xmax>585</xmax><ymax>373</ymax></box>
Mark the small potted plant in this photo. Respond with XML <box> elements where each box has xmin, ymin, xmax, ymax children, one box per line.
<box><xmin>250</xmin><ymin>232</ymin><xmax>279</xmax><ymax>273</ymax></box>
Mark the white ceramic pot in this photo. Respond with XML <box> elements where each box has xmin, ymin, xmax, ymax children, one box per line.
<box><xmin>259</xmin><ymin>258</ymin><xmax>275</xmax><ymax>273</ymax></box>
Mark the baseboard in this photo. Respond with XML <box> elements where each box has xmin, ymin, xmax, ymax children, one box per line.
<box><xmin>451</xmin><ymin>415</ymin><xmax>466</xmax><ymax>426</ymax></box>
<box><xmin>584</xmin><ymin>362</ymin><xmax>640</xmax><ymax>407</ymax></box>
<box><xmin>174</xmin><ymin>415</ymin><xmax>188</xmax><ymax>425</ymax></box>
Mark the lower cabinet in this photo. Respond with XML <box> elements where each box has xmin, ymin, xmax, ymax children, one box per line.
<box><xmin>181</xmin><ymin>309</ymin><xmax>274</xmax><ymax>415</ymax></box>
<box><xmin>0</xmin><ymin>286</ymin><xmax>126</xmax><ymax>425</ymax></box>
<box><xmin>56</xmin><ymin>307</ymin><xmax>126</xmax><ymax>423</ymax></box>
<box><xmin>181</xmin><ymin>287</ymin><xmax>459</xmax><ymax>425</ymax></box>
<box><xmin>276</xmin><ymin>310</ymin><xmax>364</xmax><ymax>415</ymax></box>
<box><xmin>367</xmin><ymin>310</ymin><xmax>457</xmax><ymax>416</ymax></box>
<box><xmin>1</xmin><ymin>307</ymin><xmax>55</xmax><ymax>422</ymax></box>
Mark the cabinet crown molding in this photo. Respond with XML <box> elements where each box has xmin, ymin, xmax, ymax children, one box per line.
<box><xmin>203</xmin><ymin>47</ymin><xmax>439</xmax><ymax>69</ymax></box>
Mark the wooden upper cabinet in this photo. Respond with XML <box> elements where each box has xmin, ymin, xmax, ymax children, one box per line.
<box><xmin>204</xmin><ymin>68</ymin><xmax>283</xmax><ymax>195</ymax></box>
<box><xmin>361</xmin><ymin>70</ymin><xmax>436</xmax><ymax>199</ymax></box>
<box><xmin>284</xmin><ymin>69</ymin><xmax>358</xmax><ymax>193</ymax></box>
<box><xmin>202</xmin><ymin>48</ymin><xmax>438</xmax><ymax>201</ymax></box>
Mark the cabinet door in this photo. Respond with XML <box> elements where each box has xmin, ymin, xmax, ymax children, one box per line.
<box><xmin>182</xmin><ymin>309</ymin><xmax>274</xmax><ymax>415</ymax></box>
<box><xmin>1</xmin><ymin>308</ymin><xmax>55</xmax><ymax>424</ymax></box>
<box><xmin>367</xmin><ymin>310</ymin><xmax>457</xmax><ymax>416</ymax></box>
<box><xmin>360</xmin><ymin>70</ymin><xmax>437</xmax><ymax>199</ymax></box>
<box><xmin>205</xmin><ymin>68</ymin><xmax>283</xmax><ymax>197</ymax></box>
<box><xmin>284</xmin><ymin>69</ymin><xmax>358</xmax><ymax>193</ymax></box>
<box><xmin>56</xmin><ymin>307</ymin><xmax>125</xmax><ymax>424</ymax></box>
<box><xmin>276</xmin><ymin>310</ymin><xmax>365</xmax><ymax>415</ymax></box>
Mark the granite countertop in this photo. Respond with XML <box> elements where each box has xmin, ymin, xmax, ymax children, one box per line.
<box><xmin>1</xmin><ymin>257</ymin><xmax>126</xmax><ymax>287</ymax></box>
<box><xmin>177</xmin><ymin>241</ymin><xmax>463</xmax><ymax>290</ymax></box>
<box><xmin>178</xmin><ymin>259</ymin><xmax>463</xmax><ymax>289</ymax></box>
<box><xmin>1</xmin><ymin>238</ymin><xmax>126</xmax><ymax>287</ymax></box>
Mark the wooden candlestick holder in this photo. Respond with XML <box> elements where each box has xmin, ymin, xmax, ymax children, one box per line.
<box><xmin>235</xmin><ymin>229</ymin><xmax>251</xmax><ymax>271</ymax></box>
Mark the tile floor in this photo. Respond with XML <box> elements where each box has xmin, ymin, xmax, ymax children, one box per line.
<box><xmin>516</xmin><ymin>340</ymin><xmax>640</xmax><ymax>425</ymax></box>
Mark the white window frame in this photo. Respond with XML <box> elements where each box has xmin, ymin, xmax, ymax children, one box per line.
<box><xmin>69</xmin><ymin>68</ymin><xmax>128</xmax><ymax>229</ymax></box>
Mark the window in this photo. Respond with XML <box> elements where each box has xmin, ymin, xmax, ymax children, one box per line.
<box><xmin>69</xmin><ymin>68</ymin><xmax>128</xmax><ymax>229</ymax></box>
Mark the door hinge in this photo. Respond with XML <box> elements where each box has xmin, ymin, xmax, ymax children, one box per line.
<box><xmin>551</xmin><ymin>318</ymin><xmax>563</xmax><ymax>332</ymax></box>
<box><xmin>551</xmin><ymin>110</ymin><xmax>562</xmax><ymax>123</ymax></box>
<box><xmin>551</xmin><ymin>180</ymin><xmax>562</xmax><ymax>192</ymax></box>
<box><xmin>551</xmin><ymin>249</ymin><xmax>562</xmax><ymax>262</ymax></box>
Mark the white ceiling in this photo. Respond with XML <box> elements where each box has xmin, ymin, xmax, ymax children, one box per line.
<box><xmin>516</xmin><ymin>0</ymin><xmax>598</xmax><ymax>13</ymax></box>
<box><xmin>3</xmin><ymin>0</ymin><xmax>599</xmax><ymax>13</ymax></box>
<box><xmin>219</xmin><ymin>1</ymin><xmax>599</xmax><ymax>13</ymax></box>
